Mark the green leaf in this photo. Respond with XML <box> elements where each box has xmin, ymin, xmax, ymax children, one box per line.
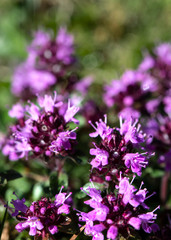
<box><xmin>0</xmin><ymin>203</ymin><xmax>8</xmax><ymax>240</ymax></box>
<box><xmin>0</xmin><ymin>170</ymin><xmax>22</xmax><ymax>184</ymax></box>
<box><xmin>32</xmin><ymin>183</ymin><xmax>43</xmax><ymax>201</ymax></box>
<box><xmin>58</xmin><ymin>172</ymin><xmax>68</xmax><ymax>189</ymax></box>
<box><xmin>75</xmin><ymin>190</ymin><xmax>87</xmax><ymax>199</ymax></box>
<box><xmin>76</xmin><ymin>181</ymin><xmax>106</xmax><ymax>199</ymax></box>
<box><xmin>144</xmin><ymin>167</ymin><xmax>164</xmax><ymax>178</ymax></box>
<box><xmin>83</xmin><ymin>181</ymin><xmax>105</xmax><ymax>192</ymax></box>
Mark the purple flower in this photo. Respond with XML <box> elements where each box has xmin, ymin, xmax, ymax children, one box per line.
<box><xmin>103</xmin><ymin>69</ymin><xmax>157</xmax><ymax>118</ymax></box>
<box><xmin>12</xmin><ymin>62</ymin><xmax>56</xmax><ymax>99</ymax></box>
<box><xmin>120</xmin><ymin>118</ymin><xmax>145</xmax><ymax>144</ymax></box>
<box><xmin>9</xmin><ymin>188</ymin><xmax>72</xmax><ymax>237</ymax></box>
<box><xmin>28</xmin><ymin>30</ymin><xmax>50</xmax><ymax>52</ymax></box>
<box><xmin>155</xmin><ymin>43</ymin><xmax>171</xmax><ymax>65</ymax></box>
<box><xmin>8</xmin><ymin>103</ymin><xmax>25</xmax><ymax>119</ymax></box>
<box><xmin>138</xmin><ymin>43</ymin><xmax>171</xmax><ymax>111</ymax></box>
<box><xmin>123</xmin><ymin>153</ymin><xmax>148</xmax><ymax>176</ymax></box>
<box><xmin>64</xmin><ymin>101</ymin><xmax>80</xmax><ymax>124</ymax></box>
<box><xmin>50</xmin><ymin>129</ymin><xmax>77</xmax><ymax>153</ymax></box>
<box><xmin>139</xmin><ymin>55</ymin><xmax>155</xmax><ymax>71</ymax></box>
<box><xmin>2</xmin><ymin>92</ymin><xmax>79</xmax><ymax>161</ymax></box>
<box><xmin>89</xmin><ymin>116</ymin><xmax>150</xmax><ymax>182</ymax></box>
<box><xmin>90</xmin><ymin>145</ymin><xmax>109</xmax><ymax>169</ymax></box>
<box><xmin>9</xmin><ymin>192</ymin><xmax>28</xmax><ymax>217</ymax></box>
<box><xmin>139</xmin><ymin>206</ymin><xmax>160</xmax><ymax>233</ymax></box>
<box><xmin>56</xmin><ymin>27</ymin><xmax>75</xmax><ymax>64</ymax></box>
<box><xmin>11</xmin><ymin>27</ymin><xmax>76</xmax><ymax>99</ymax></box>
<box><xmin>16</xmin><ymin>216</ymin><xmax>44</xmax><ymax>236</ymax></box>
<box><xmin>73</xmin><ymin>76</ymin><xmax>93</xmax><ymax>96</ymax></box>
<box><xmin>79</xmin><ymin>179</ymin><xmax>159</xmax><ymax>240</ymax></box>
<box><xmin>89</xmin><ymin>115</ymin><xmax>113</xmax><ymax>140</ymax></box>
<box><xmin>107</xmin><ymin>225</ymin><xmax>118</xmax><ymax>240</ymax></box>
<box><xmin>145</xmin><ymin>115</ymin><xmax>171</xmax><ymax>171</ymax></box>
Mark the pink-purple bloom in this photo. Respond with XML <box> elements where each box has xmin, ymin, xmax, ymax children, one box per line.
<box><xmin>11</xmin><ymin>27</ymin><xmax>76</xmax><ymax>99</ymax></box>
<box><xmin>103</xmin><ymin>70</ymin><xmax>158</xmax><ymax>118</ymax></box>
<box><xmin>89</xmin><ymin>116</ymin><xmax>151</xmax><ymax>182</ymax></box>
<box><xmin>79</xmin><ymin>178</ymin><xmax>159</xmax><ymax>240</ymax></box>
<box><xmin>9</xmin><ymin>188</ymin><xmax>72</xmax><ymax>237</ymax></box>
<box><xmin>1</xmin><ymin>92</ymin><xmax>79</xmax><ymax>161</ymax></box>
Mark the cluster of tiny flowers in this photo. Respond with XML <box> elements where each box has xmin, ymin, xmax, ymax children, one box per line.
<box><xmin>103</xmin><ymin>43</ymin><xmax>171</xmax><ymax>170</ymax></box>
<box><xmin>103</xmin><ymin>69</ymin><xmax>158</xmax><ymax>119</ymax></box>
<box><xmin>1</xmin><ymin>92</ymin><xmax>79</xmax><ymax>161</ymax></box>
<box><xmin>79</xmin><ymin>178</ymin><xmax>159</xmax><ymax>240</ymax></box>
<box><xmin>9</xmin><ymin>188</ymin><xmax>72</xmax><ymax>237</ymax></box>
<box><xmin>104</xmin><ymin>43</ymin><xmax>171</xmax><ymax>119</ymax></box>
<box><xmin>88</xmin><ymin>115</ymin><xmax>152</xmax><ymax>182</ymax></box>
<box><xmin>12</xmin><ymin>28</ymin><xmax>76</xmax><ymax>99</ymax></box>
<box><xmin>139</xmin><ymin>43</ymin><xmax>171</xmax><ymax>95</ymax></box>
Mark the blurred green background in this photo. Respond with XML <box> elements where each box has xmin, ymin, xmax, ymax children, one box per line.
<box><xmin>0</xmin><ymin>0</ymin><xmax>171</xmax><ymax>131</ymax></box>
<box><xmin>0</xmin><ymin>1</ymin><xmax>171</xmax><ymax>239</ymax></box>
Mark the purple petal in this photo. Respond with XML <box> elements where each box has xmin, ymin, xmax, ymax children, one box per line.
<box><xmin>48</xmin><ymin>225</ymin><xmax>58</xmax><ymax>235</ymax></box>
<box><xmin>107</xmin><ymin>225</ymin><xmax>118</xmax><ymax>240</ymax></box>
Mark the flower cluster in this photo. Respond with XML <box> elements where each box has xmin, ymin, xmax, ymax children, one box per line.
<box><xmin>79</xmin><ymin>178</ymin><xmax>159</xmax><ymax>240</ymax></box>
<box><xmin>103</xmin><ymin>43</ymin><xmax>171</xmax><ymax>171</ymax></box>
<box><xmin>103</xmin><ymin>70</ymin><xmax>158</xmax><ymax>118</ymax></box>
<box><xmin>12</xmin><ymin>28</ymin><xmax>76</xmax><ymax>99</ymax></box>
<box><xmin>104</xmin><ymin>43</ymin><xmax>171</xmax><ymax>119</ymax></box>
<box><xmin>89</xmin><ymin>116</ymin><xmax>151</xmax><ymax>182</ymax></box>
<box><xmin>2</xmin><ymin>92</ymin><xmax>79</xmax><ymax>162</ymax></box>
<box><xmin>9</xmin><ymin>188</ymin><xmax>72</xmax><ymax>237</ymax></box>
<box><xmin>139</xmin><ymin>43</ymin><xmax>171</xmax><ymax>94</ymax></box>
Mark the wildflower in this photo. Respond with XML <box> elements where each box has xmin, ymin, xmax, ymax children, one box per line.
<box><xmin>139</xmin><ymin>43</ymin><xmax>171</xmax><ymax>114</ymax></box>
<box><xmin>1</xmin><ymin>92</ymin><xmax>79</xmax><ymax>161</ymax></box>
<box><xmin>11</xmin><ymin>28</ymin><xmax>76</xmax><ymax>99</ymax></box>
<box><xmin>89</xmin><ymin>116</ymin><xmax>151</xmax><ymax>182</ymax></box>
<box><xmin>79</xmin><ymin>178</ymin><xmax>159</xmax><ymax>240</ymax></box>
<box><xmin>9</xmin><ymin>188</ymin><xmax>72</xmax><ymax>237</ymax></box>
<box><xmin>103</xmin><ymin>70</ymin><xmax>158</xmax><ymax>118</ymax></box>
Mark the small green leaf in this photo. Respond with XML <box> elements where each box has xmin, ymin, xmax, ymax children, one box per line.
<box><xmin>83</xmin><ymin>181</ymin><xmax>105</xmax><ymax>192</ymax></box>
<box><xmin>58</xmin><ymin>172</ymin><xmax>68</xmax><ymax>189</ymax></box>
<box><xmin>145</xmin><ymin>167</ymin><xmax>164</xmax><ymax>178</ymax></box>
<box><xmin>75</xmin><ymin>190</ymin><xmax>87</xmax><ymax>199</ymax></box>
<box><xmin>32</xmin><ymin>183</ymin><xmax>43</xmax><ymax>201</ymax></box>
<box><xmin>0</xmin><ymin>170</ymin><xmax>22</xmax><ymax>183</ymax></box>
<box><xmin>0</xmin><ymin>203</ymin><xmax>8</xmax><ymax>240</ymax></box>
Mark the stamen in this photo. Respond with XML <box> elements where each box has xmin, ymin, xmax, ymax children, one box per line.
<box><xmin>119</xmin><ymin>116</ymin><xmax>123</xmax><ymax>128</ymax></box>
<box><xmin>146</xmin><ymin>192</ymin><xmax>156</xmax><ymax>200</ymax></box>
<box><xmin>88</xmin><ymin>120</ymin><xmax>97</xmax><ymax>130</ymax></box>
<box><xmin>130</xmin><ymin>175</ymin><xmax>136</xmax><ymax>184</ymax></box>
<box><xmin>152</xmin><ymin>205</ymin><xmax>160</xmax><ymax>213</ymax></box>
<box><xmin>139</xmin><ymin>181</ymin><xmax>144</xmax><ymax>190</ymax></box>
<box><xmin>59</xmin><ymin>186</ymin><xmax>64</xmax><ymax>194</ymax></box>
<box><xmin>104</xmin><ymin>114</ymin><xmax>107</xmax><ymax>124</ymax></box>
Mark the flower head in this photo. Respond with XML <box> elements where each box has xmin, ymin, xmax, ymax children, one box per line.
<box><xmin>89</xmin><ymin>116</ymin><xmax>151</xmax><ymax>182</ymax></box>
<box><xmin>2</xmin><ymin>92</ymin><xmax>79</xmax><ymax>162</ymax></box>
<box><xmin>9</xmin><ymin>188</ymin><xmax>72</xmax><ymax>237</ymax></box>
<box><xmin>79</xmin><ymin>179</ymin><xmax>159</xmax><ymax>240</ymax></box>
<box><xmin>11</xmin><ymin>28</ymin><xmax>76</xmax><ymax>99</ymax></box>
